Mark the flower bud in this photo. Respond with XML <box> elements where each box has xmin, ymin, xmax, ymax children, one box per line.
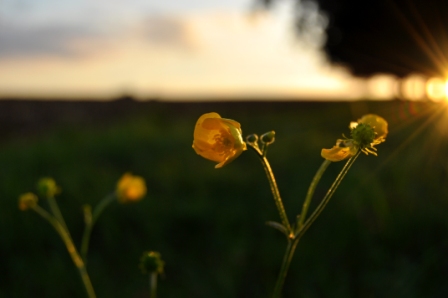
<box><xmin>260</xmin><ymin>131</ymin><xmax>275</xmax><ymax>145</ymax></box>
<box><xmin>245</xmin><ymin>134</ymin><xmax>259</xmax><ymax>145</ymax></box>
<box><xmin>139</xmin><ymin>251</ymin><xmax>165</xmax><ymax>274</ymax></box>
<box><xmin>18</xmin><ymin>192</ymin><xmax>38</xmax><ymax>211</ymax></box>
<box><xmin>37</xmin><ymin>178</ymin><xmax>60</xmax><ymax>198</ymax></box>
<box><xmin>116</xmin><ymin>173</ymin><xmax>147</xmax><ymax>203</ymax></box>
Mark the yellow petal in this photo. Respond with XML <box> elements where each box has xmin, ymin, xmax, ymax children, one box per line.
<box><xmin>321</xmin><ymin>146</ymin><xmax>353</xmax><ymax>162</ymax></box>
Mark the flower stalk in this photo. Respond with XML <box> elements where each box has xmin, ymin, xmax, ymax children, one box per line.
<box><xmin>81</xmin><ymin>193</ymin><xmax>117</xmax><ymax>262</ymax></box>
<box><xmin>31</xmin><ymin>204</ymin><xmax>96</xmax><ymax>298</ymax></box>
<box><xmin>272</xmin><ymin>151</ymin><xmax>361</xmax><ymax>298</ymax></box>
<box><xmin>247</xmin><ymin>142</ymin><xmax>292</xmax><ymax>236</ymax></box>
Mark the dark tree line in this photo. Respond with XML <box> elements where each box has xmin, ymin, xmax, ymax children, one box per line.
<box><xmin>258</xmin><ymin>0</ymin><xmax>448</xmax><ymax>78</ymax></box>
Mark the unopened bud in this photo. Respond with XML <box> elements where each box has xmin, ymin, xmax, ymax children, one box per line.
<box><xmin>37</xmin><ymin>178</ymin><xmax>60</xmax><ymax>198</ymax></box>
<box><xmin>246</xmin><ymin>134</ymin><xmax>259</xmax><ymax>145</ymax></box>
<box><xmin>260</xmin><ymin>131</ymin><xmax>276</xmax><ymax>145</ymax></box>
<box><xmin>139</xmin><ymin>251</ymin><xmax>165</xmax><ymax>275</ymax></box>
<box><xmin>18</xmin><ymin>193</ymin><xmax>38</xmax><ymax>211</ymax></box>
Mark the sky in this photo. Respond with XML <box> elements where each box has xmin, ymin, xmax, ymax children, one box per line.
<box><xmin>0</xmin><ymin>0</ymin><xmax>386</xmax><ymax>100</ymax></box>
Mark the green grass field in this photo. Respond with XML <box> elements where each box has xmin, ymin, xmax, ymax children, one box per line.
<box><xmin>2</xmin><ymin>99</ymin><xmax>448</xmax><ymax>297</ymax></box>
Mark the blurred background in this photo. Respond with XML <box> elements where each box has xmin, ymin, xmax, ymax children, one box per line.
<box><xmin>2</xmin><ymin>0</ymin><xmax>448</xmax><ymax>297</ymax></box>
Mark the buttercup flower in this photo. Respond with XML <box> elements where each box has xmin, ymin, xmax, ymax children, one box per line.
<box><xmin>192</xmin><ymin>112</ymin><xmax>247</xmax><ymax>168</ymax></box>
<box><xmin>18</xmin><ymin>192</ymin><xmax>38</xmax><ymax>211</ymax></box>
<box><xmin>116</xmin><ymin>173</ymin><xmax>147</xmax><ymax>203</ymax></box>
<box><xmin>322</xmin><ymin>114</ymin><xmax>388</xmax><ymax>162</ymax></box>
<box><xmin>355</xmin><ymin>114</ymin><xmax>388</xmax><ymax>145</ymax></box>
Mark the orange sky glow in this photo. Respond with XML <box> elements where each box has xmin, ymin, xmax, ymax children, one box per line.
<box><xmin>0</xmin><ymin>1</ymin><xmax>445</xmax><ymax>101</ymax></box>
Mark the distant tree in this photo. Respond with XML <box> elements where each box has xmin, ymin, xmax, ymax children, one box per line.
<box><xmin>258</xmin><ymin>0</ymin><xmax>448</xmax><ymax>78</ymax></box>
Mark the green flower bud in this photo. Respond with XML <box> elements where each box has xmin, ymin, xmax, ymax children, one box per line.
<box><xmin>139</xmin><ymin>251</ymin><xmax>164</xmax><ymax>275</ymax></box>
<box><xmin>350</xmin><ymin>123</ymin><xmax>375</xmax><ymax>148</ymax></box>
<box><xmin>18</xmin><ymin>192</ymin><xmax>38</xmax><ymax>211</ymax></box>
<box><xmin>245</xmin><ymin>134</ymin><xmax>259</xmax><ymax>145</ymax></box>
<box><xmin>260</xmin><ymin>131</ymin><xmax>275</xmax><ymax>145</ymax></box>
<box><xmin>37</xmin><ymin>177</ymin><xmax>60</xmax><ymax>198</ymax></box>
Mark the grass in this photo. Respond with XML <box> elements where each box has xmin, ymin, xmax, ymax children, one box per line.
<box><xmin>2</xmin><ymin>99</ymin><xmax>448</xmax><ymax>297</ymax></box>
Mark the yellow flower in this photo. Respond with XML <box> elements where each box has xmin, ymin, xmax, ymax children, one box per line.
<box><xmin>356</xmin><ymin>114</ymin><xmax>388</xmax><ymax>145</ymax></box>
<box><xmin>322</xmin><ymin>114</ymin><xmax>388</xmax><ymax>162</ymax></box>
<box><xmin>18</xmin><ymin>192</ymin><xmax>38</xmax><ymax>211</ymax></box>
<box><xmin>116</xmin><ymin>173</ymin><xmax>147</xmax><ymax>203</ymax></box>
<box><xmin>192</xmin><ymin>112</ymin><xmax>247</xmax><ymax>168</ymax></box>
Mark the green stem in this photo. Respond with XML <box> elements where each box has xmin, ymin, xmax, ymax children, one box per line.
<box><xmin>295</xmin><ymin>151</ymin><xmax>361</xmax><ymax>239</ymax></box>
<box><xmin>272</xmin><ymin>238</ymin><xmax>300</xmax><ymax>298</ymax></box>
<box><xmin>47</xmin><ymin>196</ymin><xmax>70</xmax><ymax>233</ymax></box>
<box><xmin>81</xmin><ymin>193</ymin><xmax>116</xmax><ymax>262</ymax></box>
<box><xmin>249</xmin><ymin>144</ymin><xmax>292</xmax><ymax>235</ymax></box>
<box><xmin>298</xmin><ymin>160</ymin><xmax>331</xmax><ymax>230</ymax></box>
<box><xmin>273</xmin><ymin>151</ymin><xmax>361</xmax><ymax>298</ymax></box>
<box><xmin>149</xmin><ymin>272</ymin><xmax>158</xmax><ymax>298</ymax></box>
<box><xmin>32</xmin><ymin>205</ymin><xmax>97</xmax><ymax>298</ymax></box>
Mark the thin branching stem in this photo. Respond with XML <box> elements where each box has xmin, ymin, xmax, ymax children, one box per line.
<box><xmin>295</xmin><ymin>151</ymin><xmax>360</xmax><ymax>239</ymax></box>
<box><xmin>248</xmin><ymin>144</ymin><xmax>292</xmax><ymax>235</ymax></box>
<box><xmin>32</xmin><ymin>205</ymin><xmax>97</xmax><ymax>298</ymax></box>
<box><xmin>298</xmin><ymin>160</ymin><xmax>331</xmax><ymax>230</ymax></box>
<box><xmin>47</xmin><ymin>196</ymin><xmax>70</xmax><ymax>233</ymax></box>
<box><xmin>273</xmin><ymin>151</ymin><xmax>361</xmax><ymax>298</ymax></box>
<box><xmin>80</xmin><ymin>193</ymin><xmax>116</xmax><ymax>262</ymax></box>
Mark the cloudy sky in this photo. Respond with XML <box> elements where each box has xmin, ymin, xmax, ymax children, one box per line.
<box><xmin>0</xmin><ymin>0</ymin><xmax>368</xmax><ymax>100</ymax></box>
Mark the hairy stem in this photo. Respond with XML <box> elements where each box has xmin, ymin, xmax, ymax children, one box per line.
<box><xmin>248</xmin><ymin>144</ymin><xmax>292</xmax><ymax>235</ymax></box>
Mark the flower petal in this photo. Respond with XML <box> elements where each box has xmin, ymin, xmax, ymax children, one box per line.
<box><xmin>321</xmin><ymin>146</ymin><xmax>354</xmax><ymax>162</ymax></box>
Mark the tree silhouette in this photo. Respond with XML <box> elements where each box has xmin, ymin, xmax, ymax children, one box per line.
<box><xmin>258</xmin><ymin>0</ymin><xmax>448</xmax><ymax>78</ymax></box>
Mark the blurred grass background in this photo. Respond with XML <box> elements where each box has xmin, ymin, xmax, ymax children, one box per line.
<box><xmin>2</xmin><ymin>99</ymin><xmax>448</xmax><ymax>298</ymax></box>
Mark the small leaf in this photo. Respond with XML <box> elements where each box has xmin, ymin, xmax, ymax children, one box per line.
<box><xmin>266</xmin><ymin>221</ymin><xmax>288</xmax><ymax>236</ymax></box>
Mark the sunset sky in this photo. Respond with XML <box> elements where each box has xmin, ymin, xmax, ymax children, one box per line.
<box><xmin>0</xmin><ymin>0</ymin><xmax>373</xmax><ymax>100</ymax></box>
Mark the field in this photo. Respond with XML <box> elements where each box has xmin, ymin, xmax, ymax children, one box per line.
<box><xmin>2</xmin><ymin>98</ymin><xmax>448</xmax><ymax>297</ymax></box>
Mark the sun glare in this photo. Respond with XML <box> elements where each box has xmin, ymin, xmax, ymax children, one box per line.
<box><xmin>426</xmin><ymin>77</ymin><xmax>446</xmax><ymax>102</ymax></box>
<box><xmin>445</xmin><ymin>80</ymin><xmax>448</xmax><ymax>100</ymax></box>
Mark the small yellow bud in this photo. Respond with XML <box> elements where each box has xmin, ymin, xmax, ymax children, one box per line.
<box><xmin>18</xmin><ymin>193</ymin><xmax>38</xmax><ymax>211</ymax></box>
<box><xmin>116</xmin><ymin>173</ymin><xmax>147</xmax><ymax>203</ymax></box>
<box><xmin>139</xmin><ymin>251</ymin><xmax>165</xmax><ymax>274</ymax></box>
<box><xmin>37</xmin><ymin>177</ymin><xmax>60</xmax><ymax>198</ymax></box>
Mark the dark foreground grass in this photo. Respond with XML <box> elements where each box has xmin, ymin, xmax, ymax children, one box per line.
<box><xmin>2</xmin><ymin>99</ymin><xmax>448</xmax><ymax>297</ymax></box>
